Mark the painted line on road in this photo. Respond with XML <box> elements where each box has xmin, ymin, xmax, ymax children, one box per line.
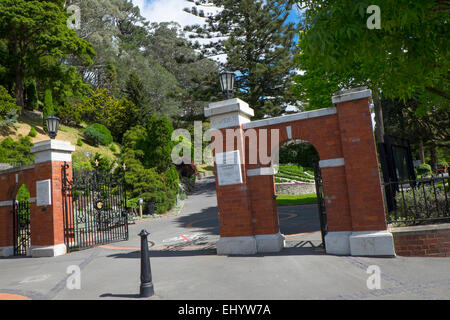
<box><xmin>279</xmin><ymin>212</ymin><xmax>298</xmax><ymax>221</ymax></box>
<box><xmin>0</xmin><ymin>293</ymin><xmax>31</xmax><ymax>300</ymax></box>
<box><xmin>285</xmin><ymin>231</ymin><xmax>319</xmax><ymax>238</ymax></box>
<box><xmin>180</xmin><ymin>235</ymin><xmax>191</xmax><ymax>242</ymax></box>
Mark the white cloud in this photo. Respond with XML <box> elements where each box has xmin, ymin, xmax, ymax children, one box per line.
<box><xmin>132</xmin><ymin>0</ymin><xmax>218</xmax><ymax>28</ymax></box>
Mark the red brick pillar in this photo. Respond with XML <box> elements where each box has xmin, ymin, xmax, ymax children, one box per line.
<box><xmin>29</xmin><ymin>140</ymin><xmax>75</xmax><ymax>257</ymax></box>
<box><xmin>205</xmin><ymin>98</ymin><xmax>259</xmax><ymax>254</ymax></box>
<box><xmin>332</xmin><ymin>87</ymin><xmax>395</xmax><ymax>256</ymax></box>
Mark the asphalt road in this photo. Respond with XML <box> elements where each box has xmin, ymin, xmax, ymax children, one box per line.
<box><xmin>0</xmin><ymin>176</ymin><xmax>449</xmax><ymax>300</ymax></box>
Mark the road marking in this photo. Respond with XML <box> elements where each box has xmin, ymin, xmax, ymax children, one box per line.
<box><xmin>0</xmin><ymin>293</ymin><xmax>31</xmax><ymax>300</ymax></box>
<box><xmin>19</xmin><ymin>274</ymin><xmax>51</xmax><ymax>284</ymax></box>
<box><xmin>180</xmin><ymin>235</ymin><xmax>191</xmax><ymax>242</ymax></box>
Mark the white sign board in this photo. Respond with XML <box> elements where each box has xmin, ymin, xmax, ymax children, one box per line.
<box><xmin>216</xmin><ymin>150</ymin><xmax>243</xmax><ymax>186</ymax></box>
<box><xmin>36</xmin><ymin>179</ymin><xmax>52</xmax><ymax>206</ymax></box>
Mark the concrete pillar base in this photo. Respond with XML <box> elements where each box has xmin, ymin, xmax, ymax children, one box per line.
<box><xmin>216</xmin><ymin>236</ymin><xmax>257</xmax><ymax>255</ymax></box>
<box><xmin>30</xmin><ymin>244</ymin><xmax>66</xmax><ymax>258</ymax></box>
<box><xmin>0</xmin><ymin>246</ymin><xmax>14</xmax><ymax>257</ymax></box>
<box><xmin>255</xmin><ymin>232</ymin><xmax>285</xmax><ymax>253</ymax></box>
<box><xmin>349</xmin><ymin>230</ymin><xmax>396</xmax><ymax>257</ymax></box>
<box><xmin>325</xmin><ymin>231</ymin><xmax>351</xmax><ymax>255</ymax></box>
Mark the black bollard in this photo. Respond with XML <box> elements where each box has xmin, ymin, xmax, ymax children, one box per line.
<box><xmin>138</xmin><ymin>229</ymin><xmax>154</xmax><ymax>297</ymax></box>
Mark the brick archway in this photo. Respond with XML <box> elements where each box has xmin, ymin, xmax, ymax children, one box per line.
<box><xmin>205</xmin><ymin>87</ymin><xmax>395</xmax><ymax>257</ymax></box>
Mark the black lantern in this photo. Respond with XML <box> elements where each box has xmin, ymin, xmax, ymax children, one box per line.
<box><xmin>45</xmin><ymin>115</ymin><xmax>60</xmax><ymax>139</ymax></box>
<box><xmin>219</xmin><ymin>71</ymin><xmax>235</xmax><ymax>99</ymax></box>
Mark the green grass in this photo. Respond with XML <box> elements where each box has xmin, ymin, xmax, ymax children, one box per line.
<box><xmin>276</xmin><ymin>193</ymin><xmax>318</xmax><ymax>206</ymax></box>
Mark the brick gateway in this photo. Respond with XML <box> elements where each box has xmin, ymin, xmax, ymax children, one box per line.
<box><xmin>204</xmin><ymin>87</ymin><xmax>396</xmax><ymax>256</ymax></box>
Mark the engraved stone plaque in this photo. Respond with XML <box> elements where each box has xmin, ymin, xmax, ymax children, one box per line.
<box><xmin>36</xmin><ymin>179</ymin><xmax>52</xmax><ymax>206</ymax></box>
<box><xmin>216</xmin><ymin>150</ymin><xmax>243</xmax><ymax>186</ymax></box>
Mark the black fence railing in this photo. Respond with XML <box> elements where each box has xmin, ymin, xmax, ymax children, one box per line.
<box><xmin>384</xmin><ymin>175</ymin><xmax>450</xmax><ymax>226</ymax></box>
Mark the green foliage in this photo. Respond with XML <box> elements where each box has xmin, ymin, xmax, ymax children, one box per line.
<box><xmin>25</xmin><ymin>80</ymin><xmax>38</xmax><ymax>111</ymax></box>
<box><xmin>0</xmin><ymin>85</ymin><xmax>21</xmax><ymax>132</ymax></box>
<box><xmin>279</xmin><ymin>143</ymin><xmax>319</xmax><ymax>167</ymax></box>
<box><xmin>72</xmin><ymin>151</ymin><xmax>92</xmax><ymax>171</ymax></box>
<box><xmin>0</xmin><ymin>0</ymin><xmax>95</xmax><ymax>110</ymax></box>
<box><xmin>28</xmin><ymin>127</ymin><xmax>37</xmax><ymax>137</ymax></box>
<box><xmin>16</xmin><ymin>184</ymin><xmax>30</xmax><ymax>202</ymax></box>
<box><xmin>91</xmin><ymin>153</ymin><xmax>114</xmax><ymax>172</ymax></box>
<box><xmin>295</xmin><ymin>0</ymin><xmax>449</xmax><ymax>108</ymax></box>
<box><xmin>80</xmin><ymin>89</ymin><xmax>139</xmax><ymax>141</ymax></box>
<box><xmin>416</xmin><ymin>164</ymin><xmax>432</xmax><ymax>177</ymax></box>
<box><xmin>390</xmin><ymin>184</ymin><xmax>449</xmax><ymax>225</ymax></box>
<box><xmin>76</xmin><ymin>137</ymin><xmax>83</xmax><ymax>147</ymax></box>
<box><xmin>119</xmin><ymin>117</ymin><xmax>181</xmax><ymax>215</ymax></box>
<box><xmin>109</xmin><ymin>144</ymin><xmax>117</xmax><ymax>152</ymax></box>
<box><xmin>84</xmin><ymin>123</ymin><xmax>113</xmax><ymax>146</ymax></box>
<box><xmin>0</xmin><ymin>136</ymin><xmax>34</xmax><ymax>164</ymax></box>
<box><xmin>276</xmin><ymin>194</ymin><xmax>318</xmax><ymax>206</ymax></box>
<box><xmin>138</xmin><ymin>116</ymin><xmax>176</xmax><ymax>173</ymax></box>
<box><xmin>42</xmin><ymin>86</ymin><xmax>54</xmax><ymax>132</ymax></box>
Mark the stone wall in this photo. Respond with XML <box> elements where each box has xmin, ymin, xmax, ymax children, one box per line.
<box><xmin>275</xmin><ymin>183</ymin><xmax>316</xmax><ymax>195</ymax></box>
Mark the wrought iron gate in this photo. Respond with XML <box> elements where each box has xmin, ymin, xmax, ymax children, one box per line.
<box><xmin>12</xmin><ymin>200</ymin><xmax>31</xmax><ymax>256</ymax></box>
<box><xmin>313</xmin><ymin>162</ymin><xmax>328</xmax><ymax>248</ymax></box>
<box><xmin>62</xmin><ymin>163</ymin><xmax>129</xmax><ymax>252</ymax></box>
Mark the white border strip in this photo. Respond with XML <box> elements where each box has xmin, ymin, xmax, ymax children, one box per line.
<box><xmin>319</xmin><ymin>158</ymin><xmax>345</xmax><ymax>168</ymax></box>
<box><xmin>247</xmin><ymin>167</ymin><xmax>275</xmax><ymax>176</ymax></box>
<box><xmin>0</xmin><ymin>200</ymin><xmax>13</xmax><ymax>207</ymax></box>
<box><xmin>243</xmin><ymin>107</ymin><xmax>337</xmax><ymax>129</ymax></box>
<box><xmin>332</xmin><ymin>88</ymin><xmax>371</xmax><ymax>104</ymax></box>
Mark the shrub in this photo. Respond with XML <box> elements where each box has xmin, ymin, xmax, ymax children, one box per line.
<box><xmin>109</xmin><ymin>144</ymin><xmax>117</xmax><ymax>152</ymax></box>
<box><xmin>84</xmin><ymin>123</ymin><xmax>113</xmax><ymax>146</ymax></box>
<box><xmin>390</xmin><ymin>184</ymin><xmax>448</xmax><ymax>225</ymax></box>
<box><xmin>416</xmin><ymin>163</ymin><xmax>432</xmax><ymax>177</ymax></box>
<box><xmin>0</xmin><ymin>85</ymin><xmax>21</xmax><ymax>132</ymax></box>
<box><xmin>76</xmin><ymin>137</ymin><xmax>83</xmax><ymax>146</ymax></box>
<box><xmin>28</xmin><ymin>127</ymin><xmax>37</xmax><ymax>137</ymax></box>
<box><xmin>0</xmin><ymin>136</ymin><xmax>34</xmax><ymax>164</ymax></box>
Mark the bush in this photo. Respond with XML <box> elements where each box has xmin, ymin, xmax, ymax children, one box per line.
<box><xmin>28</xmin><ymin>127</ymin><xmax>37</xmax><ymax>137</ymax></box>
<box><xmin>416</xmin><ymin>163</ymin><xmax>432</xmax><ymax>176</ymax></box>
<box><xmin>76</xmin><ymin>137</ymin><xmax>83</xmax><ymax>146</ymax></box>
<box><xmin>0</xmin><ymin>85</ymin><xmax>21</xmax><ymax>132</ymax></box>
<box><xmin>391</xmin><ymin>184</ymin><xmax>448</xmax><ymax>225</ymax></box>
<box><xmin>84</xmin><ymin>123</ymin><xmax>113</xmax><ymax>146</ymax></box>
<box><xmin>0</xmin><ymin>136</ymin><xmax>34</xmax><ymax>164</ymax></box>
<box><xmin>109</xmin><ymin>144</ymin><xmax>117</xmax><ymax>152</ymax></box>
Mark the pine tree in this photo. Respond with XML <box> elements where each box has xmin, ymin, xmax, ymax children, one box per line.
<box><xmin>184</xmin><ymin>0</ymin><xmax>298</xmax><ymax>118</ymax></box>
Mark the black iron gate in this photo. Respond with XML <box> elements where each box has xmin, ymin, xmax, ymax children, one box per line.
<box><xmin>62</xmin><ymin>163</ymin><xmax>129</xmax><ymax>252</ymax></box>
<box><xmin>12</xmin><ymin>200</ymin><xmax>31</xmax><ymax>256</ymax></box>
<box><xmin>313</xmin><ymin>162</ymin><xmax>328</xmax><ymax>248</ymax></box>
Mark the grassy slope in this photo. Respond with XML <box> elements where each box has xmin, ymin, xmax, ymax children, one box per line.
<box><xmin>0</xmin><ymin>111</ymin><xmax>121</xmax><ymax>161</ymax></box>
<box><xmin>276</xmin><ymin>194</ymin><xmax>318</xmax><ymax>206</ymax></box>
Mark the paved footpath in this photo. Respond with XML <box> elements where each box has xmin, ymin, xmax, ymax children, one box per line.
<box><xmin>0</xmin><ymin>176</ymin><xmax>449</xmax><ymax>300</ymax></box>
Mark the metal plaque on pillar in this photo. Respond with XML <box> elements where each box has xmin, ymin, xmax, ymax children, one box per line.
<box><xmin>216</xmin><ymin>150</ymin><xmax>243</xmax><ymax>186</ymax></box>
<box><xmin>36</xmin><ymin>179</ymin><xmax>52</xmax><ymax>206</ymax></box>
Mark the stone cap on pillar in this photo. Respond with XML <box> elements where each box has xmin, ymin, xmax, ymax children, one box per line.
<box><xmin>30</xmin><ymin>139</ymin><xmax>76</xmax><ymax>164</ymax></box>
<box><xmin>204</xmin><ymin>98</ymin><xmax>254</xmax><ymax>130</ymax></box>
<box><xmin>331</xmin><ymin>87</ymin><xmax>372</xmax><ymax>104</ymax></box>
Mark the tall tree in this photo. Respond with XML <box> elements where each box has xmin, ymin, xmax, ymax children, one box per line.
<box><xmin>294</xmin><ymin>0</ymin><xmax>449</xmax><ymax>146</ymax></box>
<box><xmin>146</xmin><ymin>22</ymin><xmax>220</xmax><ymax>122</ymax></box>
<box><xmin>185</xmin><ymin>0</ymin><xmax>299</xmax><ymax>118</ymax></box>
<box><xmin>296</xmin><ymin>0</ymin><xmax>449</xmax><ymax>107</ymax></box>
<box><xmin>0</xmin><ymin>0</ymin><xmax>94</xmax><ymax>112</ymax></box>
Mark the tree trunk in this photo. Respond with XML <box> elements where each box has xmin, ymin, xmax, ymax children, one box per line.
<box><xmin>430</xmin><ymin>143</ymin><xmax>438</xmax><ymax>173</ymax></box>
<box><xmin>418</xmin><ymin>138</ymin><xmax>425</xmax><ymax>164</ymax></box>
<box><xmin>373</xmin><ymin>91</ymin><xmax>385</xmax><ymax>144</ymax></box>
